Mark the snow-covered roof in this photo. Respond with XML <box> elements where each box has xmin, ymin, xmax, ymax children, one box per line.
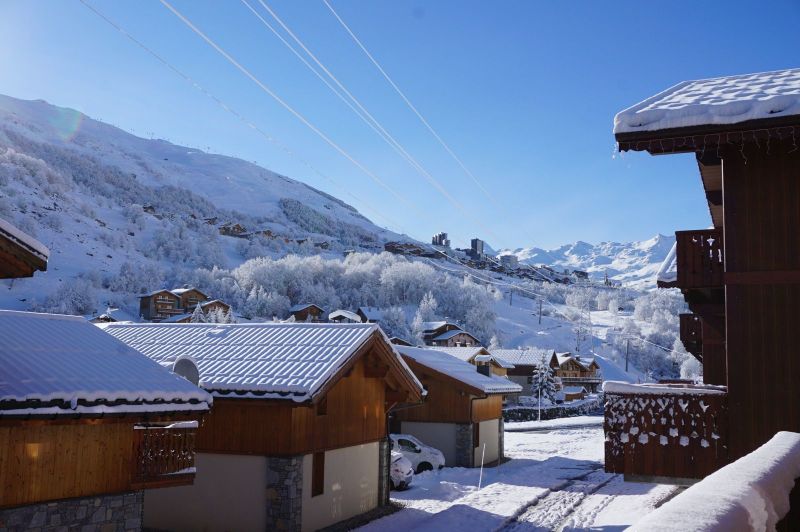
<box><xmin>562</xmin><ymin>386</ymin><xmax>587</xmax><ymax>394</ymax></box>
<box><xmin>490</xmin><ymin>348</ymin><xmax>554</xmax><ymax>367</ymax></box>
<box><xmin>421</xmin><ymin>321</ymin><xmax>451</xmax><ymax>332</ymax></box>
<box><xmin>396</xmin><ymin>346</ymin><xmax>522</xmax><ymax>395</ymax></box>
<box><xmin>614</xmin><ymin>68</ymin><xmax>800</xmax><ymax>135</ymax></box>
<box><xmin>105</xmin><ymin>322</ymin><xmax>422</xmax><ymax>402</ymax></box>
<box><xmin>0</xmin><ymin>310</ymin><xmax>211</xmax><ymax>416</ymax></box>
<box><xmin>89</xmin><ymin>307</ymin><xmax>137</xmax><ymax>323</ymax></box>
<box><xmin>432</xmin><ymin>329</ymin><xmax>477</xmax><ymax>342</ymax></box>
<box><xmin>140</xmin><ymin>288</ymin><xmax>178</xmax><ymax>298</ymax></box>
<box><xmin>657</xmin><ymin>241</ymin><xmax>678</xmax><ymax>284</ymax></box>
<box><xmin>0</xmin><ymin>217</ymin><xmax>49</xmax><ymax>261</ymax></box>
<box><xmin>289</xmin><ymin>303</ymin><xmax>323</xmax><ymax>313</ymax></box>
<box><xmin>329</xmin><ymin>309</ymin><xmax>362</xmax><ymax>323</ymax></box>
<box><xmin>170</xmin><ymin>287</ymin><xmax>206</xmax><ymax>296</ymax></box>
<box><xmin>430</xmin><ymin>346</ymin><xmax>515</xmax><ymax>369</ymax></box>
<box><xmin>161</xmin><ymin>313</ymin><xmax>192</xmax><ymax>323</ymax></box>
<box><xmin>603</xmin><ymin>381</ymin><xmax>726</xmax><ymax>395</ymax></box>
<box><xmin>358</xmin><ymin>306</ymin><xmax>384</xmax><ymax>321</ymax></box>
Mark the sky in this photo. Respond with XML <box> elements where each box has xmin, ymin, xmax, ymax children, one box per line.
<box><xmin>0</xmin><ymin>1</ymin><xmax>798</xmax><ymax>250</ymax></box>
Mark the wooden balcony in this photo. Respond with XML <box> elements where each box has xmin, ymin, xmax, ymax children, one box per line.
<box><xmin>604</xmin><ymin>383</ymin><xmax>728</xmax><ymax>482</ymax></box>
<box><xmin>132</xmin><ymin>424</ymin><xmax>198</xmax><ymax>489</ymax></box>
<box><xmin>679</xmin><ymin>313</ymin><xmax>703</xmax><ymax>362</ymax></box>
<box><xmin>675</xmin><ymin>229</ymin><xmax>724</xmax><ymax>289</ymax></box>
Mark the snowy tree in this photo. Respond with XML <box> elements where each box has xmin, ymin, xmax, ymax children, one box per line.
<box><xmin>380</xmin><ymin>306</ymin><xmax>411</xmax><ymax>341</ymax></box>
<box><xmin>223</xmin><ymin>308</ymin><xmax>236</xmax><ymax>324</ymax></box>
<box><xmin>530</xmin><ymin>353</ymin><xmax>557</xmax><ymax>403</ymax></box>
<box><xmin>488</xmin><ymin>334</ymin><xmax>501</xmax><ymax>350</ymax></box>
<box><xmin>190</xmin><ymin>303</ymin><xmax>206</xmax><ymax>323</ymax></box>
<box><xmin>411</xmin><ymin>292</ymin><xmax>439</xmax><ymax>343</ymax></box>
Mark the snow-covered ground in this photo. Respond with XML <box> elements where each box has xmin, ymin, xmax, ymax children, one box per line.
<box><xmin>359</xmin><ymin>424</ymin><xmax>677</xmax><ymax>531</ymax></box>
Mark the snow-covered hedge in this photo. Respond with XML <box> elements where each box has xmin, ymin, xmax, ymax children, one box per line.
<box><xmin>630</xmin><ymin>431</ymin><xmax>800</xmax><ymax>532</ymax></box>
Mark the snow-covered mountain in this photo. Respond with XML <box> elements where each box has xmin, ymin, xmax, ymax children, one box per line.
<box><xmin>499</xmin><ymin>234</ymin><xmax>675</xmax><ymax>289</ymax></box>
<box><xmin>0</xmin><ymin>95</ymin><xmax>404</xmax><ymax>312</ymax></box>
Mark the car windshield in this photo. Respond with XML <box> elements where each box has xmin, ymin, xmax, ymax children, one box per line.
<box><xmin>398</xmin><ymin>438</ymin><xmax>418</xmax><ymax>452</ymax></box>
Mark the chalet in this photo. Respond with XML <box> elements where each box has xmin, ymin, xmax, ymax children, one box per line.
<box><xmin>549</xmin><ymin>352</ymin><xmax>602</xmax><ymax>392</ymax></box>
<box><xmin>105</xmin><ymin>322</ymin><xmax>424</xmax><ymax>532</ymax></box>
<box><xmin>608</xmin><ymin>67</ymin><xmax>800</xmax><ymax>526</ymax></box>
<box><xmin>392</xmin><ymin>346</ymin><xmax>522</xmax><ymax>467</ymax></box>
<box><xmin>491</xmin><ymin>347</ymin><xmax>556</xmax><ymax>396</ymax></box>
<box><xmin>0</xmin><ymin>217</ymin><xmax>48</xmax><ymax>278</ymax></box>
<box><xmin>289</xmin><ymin>303</ymin><xmax>325</xmax><ymax>322</ymax></box>
<box><xmin>218</xmin><ymin>222</ymin><xmax>247</xmax><ymax>237</ymax></box>
<box><xmin>170</xmin><ymin>287</ymin><xmax>209</xmax><ymax>311</ymax></box>
<box><xmin>328</xmin><ymin>309</ymin><xmax>362</xmax><ymax>323</ymax></box>
<box><xmin>421</xmin><ymin>321</ymin><xmax>481</xmax><ymax>347</ymax></box>
<box><xmin>357</xmin><ymin>306</ymin><xmax>384</xmax><ymax>323</ymax></box>
<box><xmin>138</xmin><ymin>287</ymin><xmax>230</xmax><ymax>322</ymax></box>
<box><xmin>389</xmin><ymin>336</ymin><xmax>413</xmax><ymax>346</ymax></box>
<box><xmin>0</xmin><ymin>310</ymin><xmax>211</xmax><ymax>530</ymax></box>
<box><xmin>430</xmin><ymin>346</ymin><xmax>515</xmax><ymax>377</ymax></box>
<box><xmin>560</xmin><ymin>386</ymin><xmax>587</xmax><ymax>402</ymax></box>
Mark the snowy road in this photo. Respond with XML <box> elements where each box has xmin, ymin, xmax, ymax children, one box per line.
<box><xmin>358</xmin><ymin>424</ymin><xmax>677</xmax><ymax>531</ymax></box>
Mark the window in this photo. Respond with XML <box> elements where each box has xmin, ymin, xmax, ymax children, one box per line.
<box><xmin>398</xmin><ymin>439</ymin><xmax>419</xmax><ymax>453</ymax></box>
<box><xmin>312</xmin><ymin>452</ymin><xmax>325</xmax><ymax>497</ymax></box>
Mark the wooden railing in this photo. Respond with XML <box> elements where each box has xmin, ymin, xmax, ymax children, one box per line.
<box><xmin>560</xmin><ymin>376</ymin><xmax>603</xmax><ymax>384</ymax></box>
<box><xmin>604</xmin><ymin>383</ymin><xmax>728</xmax><ymax>481</ymax></box>
<box><xmin>679</xmin><ymin>313</ymin><xmax>703</xmax><ymax>362</ymax></box>
<box><xmin>675</xmin><ymin>229</ymin><xmax>724</xmax><ymax>289</ymax></box>
<box><xmin>132</xmin><ymin>425</ymin><xmax>197</xmax><ymax>488</ymax></box>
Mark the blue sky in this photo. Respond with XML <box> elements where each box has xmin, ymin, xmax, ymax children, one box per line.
<box><xmin>1</xmin><ymin>1</ymin><xmax>798</xmax><ymax>249</ymax></box>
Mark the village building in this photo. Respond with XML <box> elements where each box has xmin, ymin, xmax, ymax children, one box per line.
<box><xmin>549</xmin><ymin>352</ymin><xmax>602</xmax><ymax>393</ymax></box>
<box><xmin>608</xmin><ymin>67</ymin><xmax>800</xmax><ymax>525</ymax></box>
<box><xmin>0</xmin><ymin>310</ymin><xmax>211</xmax><ymax>530</ymax></box>
<box><xmin>421</xmin><ymin>321</ymin><xmax>480</xmax><ymax>347</ymax></box>
<box><xmin>392</xmin><ymin>346</ymin><xmax>522</xmax><ymax>468</ymax></box>
<box><xmin>288</xmin><ymin>303</ymin><xmax>325</xmax><ymax>322</ymax></box>
<box><xmin>328</xmin><ymin>309</ymin><xmax>362</xmax><ymax>323</ymax></box>
<box><xmin>499</xmin><ymin>254</ymin><xmax>519</xmax><ymax>270</ymax></box>
<box><xmin>357</xmin><ymin>306</ymin><xmax>384</xmax><ymax>323</ymax></box>
<box><xmin>105</xmin><ymin>322</ymin><xmax>424</xmax><ymax>532</ymax></box>
<box><xmin>86</xmin><ymin>306</ymin><xmax>136</xmax><ymax>323</ymax></box>
<box><xmin>491</xmin><ymin>347</ymin><xmax>556</xmax><ymax>396</ymax></box>
<box><xmin>430</xmin><ymin>346</ymin><xmax>514</xmax><ymax>377</ymax></box>
<box><xmin>389</xmin><ymin>336</ymin><xmax>413</xmax><ymax>346</ymax></box>
<box><xmin>139</xmin><ymin>288</ymin><xmax>231</xmax><ymax>322</ymax></box>
<box><xmin>560</xmin><ymin>385</ymin><xmax>588</xmax><ymax>402</ymax></box>
<box><xmin>0</xmin><ymin>217</ymin><xmax>48</xmax><ymax>279</ymax></box>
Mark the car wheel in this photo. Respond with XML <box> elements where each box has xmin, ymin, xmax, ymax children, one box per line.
<box><xmin>416</xmin><ymin>462</ymin><xmax>433</xmax><ymax>474</ymax></box>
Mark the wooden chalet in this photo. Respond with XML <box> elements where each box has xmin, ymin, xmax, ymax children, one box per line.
<box><xmin>0</xmin><ymin>311</ymin><xmax>211</xmax><ymax>530</ymax></box>
<box><xmin>549</xmin><ymin>352</ymin><xmax>602</xmax><ymax>393</ymax></box>
<box><xmin>389</xmin><ymin>336</ymin><xmax>413</xmax><ymax>346</ymax></box>
<box><xmin>392</xmin><ymin>346</ymin><xmax>522</xmax><ymax>467</ymax></box>
<box><xmin>421</xmin><ymin>321</ymin><xmax>481</xmax><ymax>347</ymax></box>
<box><xmin>0</xmin><ymin>217</ymin><xmax>48</xmax><ymax>279</ymax></box>
<box><xmin>608</xmin><ymin>67</ymin><xmax>800</xmax><ymax>524</ymax></box>
<box><xmin>491</xmin><ymin>347</ymin><xmax>556</xmax><ymax>397</ymax></box>
<box><xmin>357</xmin><ymin>306</ymin><xmax>384</xmax><ymax>323</ymax></box>
<box><xmin>105</xmin><ymin>322</ymin><xmax>424</xmax><ymax>532</ymax></box>
<box><xmin>289</xmin><ymin>303</ymin><xmax>325</xmax><ymax>322</ymax></box>
<box><xmin>430</xmin><ymin>346</ymin><xmax>515</xmax><ymax>377</ymax></box>
<box><xmin>138</xmin><ymin>287</ymin><xmax>230</xmax><ymax>322</ymax></box>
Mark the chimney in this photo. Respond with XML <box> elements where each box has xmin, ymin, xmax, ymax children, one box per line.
<box><xmin>477</xmin><ymin>364</ymin><xmax>491</xmax><ymax>377</ymax></box>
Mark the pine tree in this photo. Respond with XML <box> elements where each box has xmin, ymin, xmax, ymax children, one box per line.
<box><xmin>189</xmin><ymin>303</ymin><xmax>206</xmax><ymax>323</ymax></box>
<box><xmin>488</xmin><ymin>334</ymin><xmax>501</xmax><ymax>351</ymax></box>
<box><xmin>223</xmin><ymin>308</ymin><xmax>236</xmax><ymax>324</ymax></box>
<box><xmin>412</xmin><ymin>291</ymin><xmax>439</xmax><ymax>343</ymax></box>
<box><xmin>530</xmin><ymin>353</ymin><xmax>557</xmax><ymax>403</ymax></box>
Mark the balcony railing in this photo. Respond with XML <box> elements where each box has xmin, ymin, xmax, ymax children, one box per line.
<box><xmin>559</xmin><ymin>376</ymin><xmax>603</xmax><ymax>384</ymax></box>
<box><xmin>675</xmin><ymin>229</ymin><xmax>724</xmax><ymax>289</ymax></box>
<box><xmin>679</xmin><ymin>313</ymin><xmax>703</xmax><ymax>362</ymax></box>
<box><xmin>132</xmin><ymin>424</ymin><xmax>198</xmax><ymax>488</ymax></box>
<box><xmin>604</xmin><ymin>383</ymin><xmax>728</xmax><ymax>482</ymax></box>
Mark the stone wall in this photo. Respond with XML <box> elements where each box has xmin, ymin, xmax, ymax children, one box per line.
<box><xmin>0</xmin><ymin>492</ymin><xmax>143</xmax><ymax>532</ymax></box>
<box><xmin>454</xmin><ymin>423</ymin><xmax>474</xmax><ymax>467</ymax></box>
<box><xmin>265</xmin><ymin>455</ymin><xmax>303</xmax><ymax>531</ymax></box>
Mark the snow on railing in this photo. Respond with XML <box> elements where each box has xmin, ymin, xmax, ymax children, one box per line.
<box><xmin>133</xmin><ymin>424</ymin><xmax>197</xmax><ymax>486</ymax></box>
<box><xmin>629</xmin><ymin>431</ymin><xmax>800</xmax><ymax>531</ymax></box>
<box><xmin>604</xmin><ymin>381</ymin><xmax>728</xmax><ymax>479</ymax></box>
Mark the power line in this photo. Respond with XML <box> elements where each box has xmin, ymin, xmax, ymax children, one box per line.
<box><xmin>245</xmin><ymin>0</ymin><xmax>507</xmax><ymax>247</ymax></box>
<box><xmin>78</xmin><ymin>0</ymin><xmax>404</xmax><ymax>233</ymax></box>
<box><xmin>158</xmin><ymin>0</ymin><xmax>429</xmax><ymax>222</ymax></box>
<box><xmin>321</xmin><ymin>0</ymin><xmax>503</xmax><ymax>212</ymax></box>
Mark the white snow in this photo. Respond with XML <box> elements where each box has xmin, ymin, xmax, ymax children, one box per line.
<box><xmin>105</xmin><ymin>322</ymin><xmax>423</xmax><ymax>401</ymax></box>
<box><xmin>0</xmin><ymin>310</ymin><xmax>211</xmax><ymax>415</ymax></box>
<box><xmin>615</xmin><ymin>68</ymin><xmax>800</xmax><ymax>134</ymax></box>
<box><xmin>630</xmin><ymin>431</ymin><xmax>800</xmax><ymax>531</ymax></box>
<box><xmin>657</xmin><ymin>241</ymin><xmax>678</xmax><ymax>284</ymax></box>
<box><xmin>396</xmin><ymin>346</ymin><xmax>522</xmax><ymax>394</ymax></box>
<box><xmin>603</xmin><ymin>381</ymin><xmax>726</xmax><ymax>395</ymax></box>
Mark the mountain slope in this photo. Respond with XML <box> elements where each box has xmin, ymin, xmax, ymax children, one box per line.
<box><xmin>499</xmin><ymin>234</ymin><xmax>675</xmax><ymax>289</ymax></box>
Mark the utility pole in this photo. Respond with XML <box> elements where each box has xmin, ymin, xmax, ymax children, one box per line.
<box><xmin>538</xmin><ymin>298</ymin><xmax>543</xmax><ymax>325</ymax></box>
<box><xmin>509</xmin><ymin>288</ymin><xmax>513</xmax><ymax>307</ymax></box>
<box><xmin>625</xmin><ymin>338</ymin><xmax>630</xmax><ymax>372</ymax></box>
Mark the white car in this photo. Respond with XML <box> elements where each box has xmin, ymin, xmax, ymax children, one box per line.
<box><xmin>390</xmin><ymin>450</ymin><xmax>414</xmax><ymax>490</ymax></box>
<box><xmin>390</xmin><ymin>434</ymin><xmax>445</xmax><ymax>473</ymax></box>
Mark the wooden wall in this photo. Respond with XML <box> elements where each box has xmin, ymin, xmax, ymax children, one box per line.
<box><xmin>0</xmin><ymin>419</ymin><xmax>136</xmax><ymax>508</ymax></box>
<box><xmin>197</xmin><ymin>356</ymin><xmax>387</xmax><ymax>456</ymax></box>
<box><xmin>723</xmin><ymin>139</ymin><xmax>800</xmax><ymax>460</ymax></box>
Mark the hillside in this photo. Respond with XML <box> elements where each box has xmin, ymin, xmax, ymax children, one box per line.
<box><xmin>0</xmin><ymin>95</ymin><xmax>404</xmax><ymax>312</ymax></box>
<box><xmin>499</xmin><ymin>234</ymin><xmax>675</xmax><ymax>289</ymax></box>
